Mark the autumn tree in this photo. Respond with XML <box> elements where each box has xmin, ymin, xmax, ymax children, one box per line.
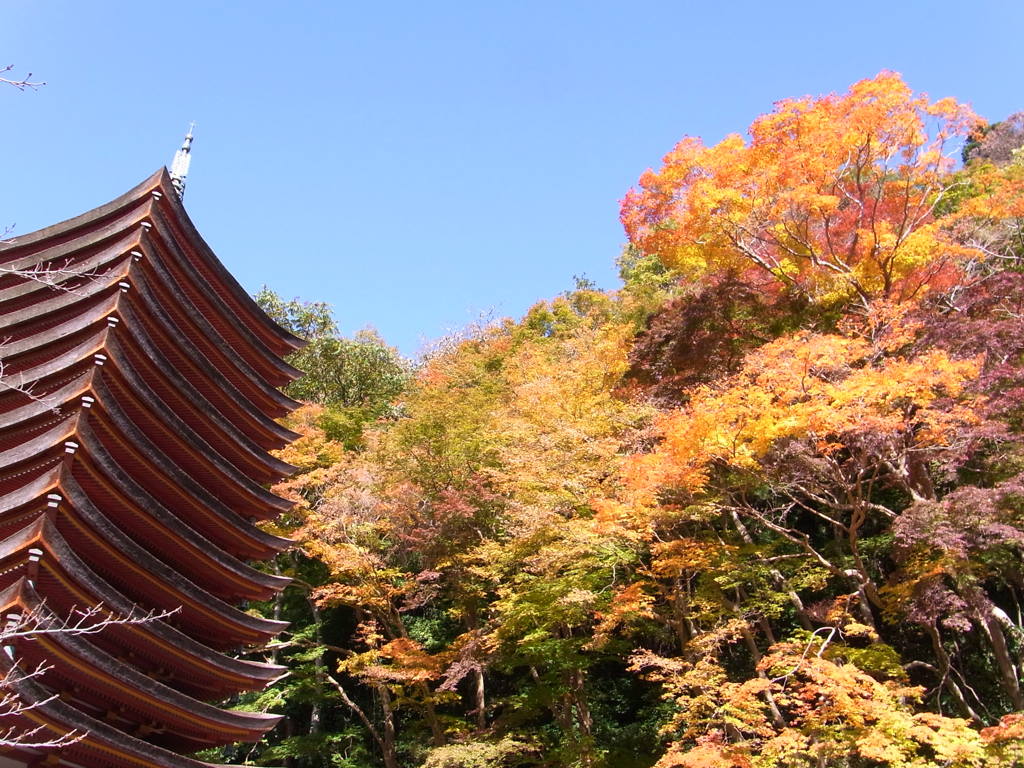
<box><xmin>624</xmin><ymin>269</ymin><xmax>808</xmax><ymax>404</ymax></box>
<box><xmin>613</xmin><ymin>76</ymin><xmax>1024</xmax><ymax>768</ymax></box>
<box><xmin>633</xmin><ymin>630</ymin><xmax>1008</xmax><ymax>768</ymax></box>
<box><xmin>621</xmin><ymin>72</ymin><xmax>980</xmax><ymax>309</ymax></box>
<box><xmin>250</xmin><ymin>288</ymin><xmax>664</xmax><ymax>768</ymax></box>
<box><xmin>964</xmin><ymin>112</ymin><xmax>1024</xmax><ymax>166</ymax></box>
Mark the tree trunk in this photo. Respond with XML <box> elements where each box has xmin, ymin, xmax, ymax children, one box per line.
<box><xmin>966</xmin><ymin>585</ymin><xmax>1024</xmax><ymax>710</ymax></box>
<box><xmin>379</xmin><ymin>686</ymin><xmax>399</xmax><ymax>768</ymax></box>
<box><xmin>326</xmin><ymin>672</ymin><xmax>399</xmax><ymax>768</ymax></box>
<box><xmin>922</xmin><ymin>623</ymin><xmax>982</xmax><ymax>723</ymax></box>
<box><xmin>418</xmin><ymin>683</ymin><xmax>446</xmax><ymax>746</ymax></box>
<box><xmin>532</xmin><ymin>666</ymin><xmax>572</xmax><ymax>734</ymax></box>
<box><xmin>729</xmin><ymin>509</ymin><xmax>813</xmax><ymax>630</ymax></box>
<box><xmin>283</xmin><ymin>715</ymin><xmax>295</xmax><ymax>768</ymax></box>
<box><xmin>473</xmin><ymin>667</ymin><xmax>486</xmax><ymax>730</ymax></box>
<box><xmin>305</xmin><ymin>592</ymin><xmax>325</xmax><ymax>736</ymax></box>
<box><xmin>568</xmin><ymin>669</ymin><xmax>596</xmax><ymax>768</ymax></box>
<box><xmin>723</xmin><ymin>593</ymin><xmax>787</xmax><ymax>729</ymax></box>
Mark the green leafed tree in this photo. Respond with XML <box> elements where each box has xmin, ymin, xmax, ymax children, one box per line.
<box><xmin>256</xmin><ymin>288</ymin><xmax>411</xmax><ymax>448</ymax></box>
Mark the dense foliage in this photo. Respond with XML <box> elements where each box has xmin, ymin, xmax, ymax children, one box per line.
<box><xmin>225</xmin><ymin>74</ymin><xmax>1024</xmax><ymax>767</ymax></box>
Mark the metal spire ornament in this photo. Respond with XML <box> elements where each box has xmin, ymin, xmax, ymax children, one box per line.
<box><xmin>169</xmin><ymin>122</ymin><xmax>195</xmax><ymax>199</ymax></box>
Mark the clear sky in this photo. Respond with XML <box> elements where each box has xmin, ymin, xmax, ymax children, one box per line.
<box><xmin>2</xmin><ymin>1</ymin><xmax>1022</xmax><ymax>355</ymax></box>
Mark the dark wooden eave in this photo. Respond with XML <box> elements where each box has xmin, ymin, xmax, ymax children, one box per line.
<box><xmin>108</xmin><ymin>315</ymin><xmax>297</xmax><ymax>481</ymax></box>
<box><xmin>95</xmin><ymin>359</ymin><xmax>293</xmax><ymax>517</ymax></box>
<box><xmin>0</xmin><ymin>579</ymin><xmax>282</xmax><ymax>751</ymax></box>
<box><xmin>0</xmin><ymin>262</ymin><xmax>300</xmax><ymax>448</ymax></box>
<box><xmin>0</xmin><ymin>168</ymin><xmax>306</xmax><ymax>361</ymax></box>
<box><xmin>0</xmin><ymin>650</ymin><xmax>277</xmax><ymax>767</ymax></box>
<box><xmin>71</xmin><ymin>423</ymin><xmax>292</xmax><ymax>562</ymax></box>
<box><xmin>0</xmin><ymin>454</ymin><xmax>287</xmax><ymax>603</ymax></box>
<box><xmin>55</xmin><ymin>475</ymin><xmax>288</xmax><ymax>649</ymax></box>
<box><xmin>68</xmin><ymin>447</ymin><xmax>289</xmax><ymax>599</ymax></box>
<box><xmin>0</xmin><ymin>374</ymin><xmax>292</xmax><ymax>559</ymax></box>
<box><xmin>145</xmin><ymin>168</ymin><xmax>306</xmax><ymax>356</ymax></box>
<box><xmin>133</xmin><ymin>220</ymin><xmax>303</xmax><ymax>398</ymax></box>
<box><xmin>0</xmin><ymin>518</ymin><xmax>286</xmax><ymax>699</ymax></box>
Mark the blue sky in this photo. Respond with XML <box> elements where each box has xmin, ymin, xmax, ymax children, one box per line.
<box><xmin>2</xmin><ymin>1</ymin><xmax>1022</xmax><ymax>355</ymax></box>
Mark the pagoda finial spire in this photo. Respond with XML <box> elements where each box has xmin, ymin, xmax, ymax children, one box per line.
<box><xmin>169</xmin><ymin>122</ymin><xmax>195</xmax><ymax>199</ymax></box>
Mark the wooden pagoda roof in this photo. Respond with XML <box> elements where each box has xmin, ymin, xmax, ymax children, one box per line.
<box><xmin>0</xmin><ymin>169</ymin><xmax>307</xmax><ymax>767</ymax></box>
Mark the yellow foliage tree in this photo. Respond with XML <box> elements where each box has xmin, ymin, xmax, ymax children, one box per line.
<box><xmin>628</xmin><ymin>331</ymin><xmax>980</xmax><ymax>504</ymax></box>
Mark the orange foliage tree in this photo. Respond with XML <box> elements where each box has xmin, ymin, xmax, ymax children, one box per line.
<box><xmin>621</xmin><ymin>72</ymin><xmax>980</xmax><ymax>308</ymax></box>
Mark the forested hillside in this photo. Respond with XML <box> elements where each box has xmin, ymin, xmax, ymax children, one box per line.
<box><xmin>225</xmin><ymin>74</ymin><xmax>1024</xmax><ymax>767</ymax></box>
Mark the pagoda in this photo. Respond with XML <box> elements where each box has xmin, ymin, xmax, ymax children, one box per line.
<box><xmin>0</xmin><ymin>137</ymin><xmax>305</xmax><ymax>767</ymax></box>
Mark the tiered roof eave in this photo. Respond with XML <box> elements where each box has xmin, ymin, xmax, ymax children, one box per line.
<box><xmin>0</xmin><ymin>169</ymin><xmax>306</xmax><ymax>766</ymax></box>
<box><xmin>0</xmin><ymin>168</ymin><xmax>307</xmax><ymax>358</ymax></box>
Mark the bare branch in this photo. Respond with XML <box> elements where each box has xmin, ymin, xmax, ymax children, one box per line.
<box><xmin>771</xmin><ymin>626</ymin><xmax>840</xmax><ymax>687</ymax></box>
<box><xmin>0</xmin><ymin>602</ymin><xmax>179</xmax><ymax>749</ymax></box>
<box><xmin>3</xmin><ymin>601</ymin><xmax>179</xmax><ymax>643</ymax></box>
<box><xmin>0</xmin><ymin>65</ymin><xmax>45</xmax><ymax>91</ymax></box>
